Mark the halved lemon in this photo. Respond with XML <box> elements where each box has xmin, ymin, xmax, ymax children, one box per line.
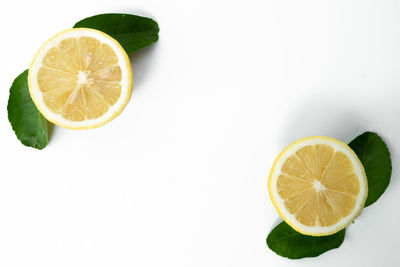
<box><xmin>28</xmin><ymin>28</ymin><xmax>133</xmax><ymax>129</ymax></box>
<box><xmin>268</xmin><ymin>136</ymin><xmax>368</xmax><ymax>236</ymax></box>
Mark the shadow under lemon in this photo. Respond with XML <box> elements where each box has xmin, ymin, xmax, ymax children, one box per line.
<box><xmin>278</xmin><ymin>94</ymin><xmax>370</xmax><ymax>147</ymax></box>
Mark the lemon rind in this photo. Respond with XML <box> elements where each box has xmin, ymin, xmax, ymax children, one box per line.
<box><xmin>268</xmin><ymin>136</ymin><xmax>368</xmax><ymax>236</ymax></box>
<box><xmin>28</xmin><ymin>28</ymin><xmax>133</xmax><ymax>130</ymax></box>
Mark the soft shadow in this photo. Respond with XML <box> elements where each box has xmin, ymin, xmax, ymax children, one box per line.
<box><xmin>129</xmin><ymin>43</ymin><xmax>159</xmax><ymax>91</ymax></box>
<box><xmin>279</xmin><ymin>95</ymin><xmax>370</xmax><ymax>147</ymax></box>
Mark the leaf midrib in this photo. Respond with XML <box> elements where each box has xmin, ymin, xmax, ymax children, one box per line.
<box><xmin>269</xmin><ymin>232</ymin><xmax>301</xmax><ymax>243</ymax></box>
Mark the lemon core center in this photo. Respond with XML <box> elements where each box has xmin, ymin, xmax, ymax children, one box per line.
<box><xmin>313</xmin><ymin>180</ymin><xmax>325</xmax><ymax>192</ymax></box>
<box><xmin>77</xmin><ymin>70</ymin><xmax>92</xmax><ymax>85</ymax></box>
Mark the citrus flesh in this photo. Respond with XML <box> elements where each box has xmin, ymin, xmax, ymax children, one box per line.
<box><xmin>268</xmin><ymin>136</ymin><xmax>368</xmax><ymax>236</ymax></box>
<box><xmin>28</xmin><ymin>28</ymin><xmax>133</xmax><ymax>129</ymax></box>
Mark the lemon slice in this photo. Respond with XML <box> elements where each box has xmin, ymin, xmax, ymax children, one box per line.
<box><xmin>268</xmin><ymin>136</ymin><xmax>368</xmax><ymax>236</ymax></box>
<box><xmin>28</xmin><ymin>28</ymin><xmax>133</xmax><ymax>129</ymax></box>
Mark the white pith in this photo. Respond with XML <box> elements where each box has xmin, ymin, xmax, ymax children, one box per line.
<box><xmin>269</xmin><ymin>136</ymin><xmax>368</xmax><ymax>236</ymax></box>
<box><xmin>29</xmin><ymin>28</ymin><xmax>132</xmax><ymax>129</ymax></box>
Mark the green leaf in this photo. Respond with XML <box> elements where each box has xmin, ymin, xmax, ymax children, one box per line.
<box><xmin>267</xmin><ymin>132</ymin><xmax>392</xmax><ymax>259</ymax></box>
<box><xmin>8</xmin><ymin>13</ymin><xmax>159</xmax><ymax>149</ymax></box>
<box><xmin>7</xmin><ymin>70</ymin><xmax>48</xmax><ymax>149</ymax></box>
<box><xmin>73</xmin><ymin>13</ymin><xmax>159</xmax><ymax>54</ymax></box>
<box><xmin>267</xmin><ymin>221</ymin><xmax>345</xmax><ymax>259</ymax></box>
<box><xmin>349</xmin><ymin>132</ymin><xmax>392</xmax><ymax>207</ymax></box>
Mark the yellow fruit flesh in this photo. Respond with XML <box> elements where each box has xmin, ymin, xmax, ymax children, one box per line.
<box><xmin>277</xmin><ymin>145</ymin><xmax>360</xmax><ymax>227</ymax></box>
<box><xmin>37</xmin><ymin>36</ymin><xmax>122</xmax><ymax>121</ymax></box>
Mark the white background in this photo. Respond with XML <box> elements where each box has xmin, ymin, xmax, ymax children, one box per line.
<box><xmin>1</xmin><ymin>0</ymin><xmax>399</xmax><ymax>266</ymax></box>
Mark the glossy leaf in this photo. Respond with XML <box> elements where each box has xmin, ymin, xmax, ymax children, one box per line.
<box><xmin>74</xmin><ymin>13</ymin><xmax>159</xmax><ymax>54</ymax></box>
<box><xmin>7</xmin><ymin>70</ymin><xmax>48</xmax><ymax>149</ymax></box>
<box><xmin>267</xmin><ymin>221</ymin><xmax>345</xmax><ymax>259</ymax></box>
<box><xmin>266</xmin><ymin>131</ymin><xmax>392</xmax><ymax>259</ymax></box>
<box><xmin>349</xmin><ymin>132</ymin><xmax>392</xmax><ymax>206</ymax></box>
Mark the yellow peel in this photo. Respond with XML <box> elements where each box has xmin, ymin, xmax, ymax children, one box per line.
<box><xmin>268</xmin><ymin>136</ymin><xmax>368</xmax><ymax>236</ymax></box>
<box><xmin>28</xmin><ymin>28</ymin><xmax>133</xmax><ymax>129</ymax></box>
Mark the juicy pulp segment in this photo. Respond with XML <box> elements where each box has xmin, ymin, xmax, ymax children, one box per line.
<box><xmin>277</xmin><ymin>144</ymin><xmax>360</xmax><ymax>227</ymax></box>
<box><xmin>37</xmin><ymin>36</ymin><xmax>122</xmax><ymax>121</ymax></box>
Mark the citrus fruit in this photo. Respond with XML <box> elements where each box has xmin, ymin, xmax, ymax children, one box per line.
<box><xmin>28</xmin><ymin>28</ymin><xmax>133</xmax><ymax>129</ymax></box>
<box><xmin>268</xmin><ymin>136</ymin><xmax>368</xmax><ymax>236</ymax></box>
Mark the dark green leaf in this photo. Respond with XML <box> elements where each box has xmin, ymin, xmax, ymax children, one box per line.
<box><xmin>349</xmin><ymin>132</ymin><xmax>391</xmax><ymax>207</ymax></box>
<box><xmin>267</xmin><ymin>132</ymin><xmax>392</xmax><ymax>259</ymax></box>
<box><xmin>73</xmin><ymin>13</ymin><xmax>159</xmax><ymax>54</ymax></box>
<box><xmin>7</xmin><ymin>70</ymin><xmax>48</xmax><ymax>149</ymax></box>
<box><xmin>267</xmin><ymin>221</ymin><xmax>345</xmax><ymax>259</ymax></box>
